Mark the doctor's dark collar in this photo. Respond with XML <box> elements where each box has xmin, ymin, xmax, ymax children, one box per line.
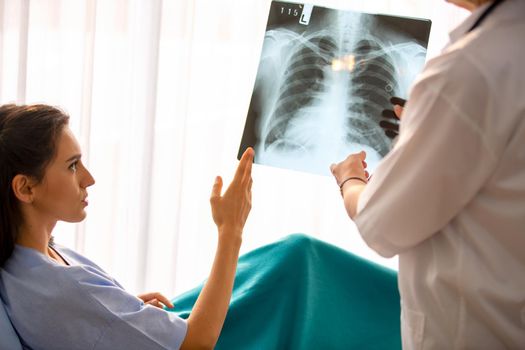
<box><xmin>467</xmin><ymin>0</ymin><xmax>505</xmax><ymax>32</ymax></box>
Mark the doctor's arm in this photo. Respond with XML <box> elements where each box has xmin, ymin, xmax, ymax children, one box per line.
<box><xmin>344</xmin><ymin>60</ymin><xmax>497</xmax><ymax>258</ymax></box>
<box><xmin>180</xmin><ymin>148</ymin><xmax>254</xmax><ymax>350</ymax></box>
<box><xmin>330</xmin><ymin>95</ymin><xmax>406</xmax><ymax>216</ymax></box>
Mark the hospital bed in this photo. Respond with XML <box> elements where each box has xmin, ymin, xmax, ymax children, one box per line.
<box><xmin>0</xmin><ymin>234</ymin><xmax>401</xmax><ymax>349</ymax></box>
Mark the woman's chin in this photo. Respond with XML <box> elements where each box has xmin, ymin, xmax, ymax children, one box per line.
<box><xmin>62</xmin><ymin>211</ymin><xmax>87</xmax><ymax>223</ymax></box>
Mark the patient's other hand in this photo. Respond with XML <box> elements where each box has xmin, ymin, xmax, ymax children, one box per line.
<box><xmin>138</xmin><ymin>292</ymin><xmax>174</xmax><ymax>309</ymax></box>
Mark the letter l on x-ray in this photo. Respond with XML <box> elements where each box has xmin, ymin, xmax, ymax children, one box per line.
<box><xmin>300</xmin><ymin>5</ymin><xmax>313</xmax><ymax>25</ymax></box>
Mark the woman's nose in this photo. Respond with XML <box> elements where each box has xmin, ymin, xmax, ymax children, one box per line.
<box><xmin>81</xmin><ymin>166</ymin><xmax>96</xmax><ymax>188</ymax></box>
<box><xmin>86</xmin><ymin>170</ymin><xmax>95</xmax><ymax>187</ymax></box>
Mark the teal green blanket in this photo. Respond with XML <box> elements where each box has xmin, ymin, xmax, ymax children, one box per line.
<box><xmin>169</xmin><ymin>234</ymin><xmax>401</xmax><ymax>349</ymax></box>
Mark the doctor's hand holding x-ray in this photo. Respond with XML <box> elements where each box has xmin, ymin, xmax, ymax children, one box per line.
<box><xmin>330</xmin><ymin>0</ymin><xmax>525</xmax><ymax>348</ymax></box>
<box><xmin>330</xmin><ymin>96</ymin><xmax>404</xmax><ymax>217</ymax></box>
<box><xmin>330</xmin><ymin>95</ymin><xmax>406</xmax><ymax>216</ymax></box>
<box><xmin>380</xmin><ymin>97</ymin><xmax>406</xmax><ymax>139</ymax></box>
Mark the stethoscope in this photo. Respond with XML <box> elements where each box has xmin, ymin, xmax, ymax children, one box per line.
<box><xmin>468</xmin><ymin>0</ymin><xmax>505</xmax><ymax>33</ymax></box>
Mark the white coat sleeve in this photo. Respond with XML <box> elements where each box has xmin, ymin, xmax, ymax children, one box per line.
<box><xmin>354</xmin><ymin>52</ymin><xmax>499</xmax><ymax>258</ymax></box>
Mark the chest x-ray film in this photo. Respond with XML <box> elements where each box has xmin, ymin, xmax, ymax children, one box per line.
<box><xmin>238</xmin><ymin>1</ymin><xmax>431</xmax><ymax>176</ymax></box>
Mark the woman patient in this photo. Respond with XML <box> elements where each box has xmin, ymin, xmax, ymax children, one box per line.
<box><xmin>0</xmin><ymin>104</ymin><xmax>254</xmax><ymax>349</ymax></box>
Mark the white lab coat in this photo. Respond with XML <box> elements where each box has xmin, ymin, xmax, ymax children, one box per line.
<box><xmin>354</xmin><ymin>0</ymin><xmax>525</xmax><ymax>348</ymax></box>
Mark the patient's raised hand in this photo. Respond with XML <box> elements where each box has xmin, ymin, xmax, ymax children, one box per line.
<box><xmin>210</xmin><ymin>147</ymin><xmax>254</xmax><ymax>241</ymax></box>
<box><xmin>180</xmin><ymin>148</ymin><xmax>255</xmax><ymax>350</ymax></box>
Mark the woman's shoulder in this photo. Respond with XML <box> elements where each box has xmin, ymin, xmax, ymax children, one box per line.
<box><xmin>51</xmin><ymin>243</ymin><xmax>97</xmax><ymax>266</ymax></box>
<box><xmin>51</xmin><ymin>244</ymin><xmax>125</xmax><ymax>289</ymax></box>
<box><xmin>0</xmin><ymin>248</ymin><xmax>120</xmax><ymax>349</ymax></box>
<box><xmin>2</xmin><ymin>244</ymin><xmax>122</xmax><ymax>299</ymax></box>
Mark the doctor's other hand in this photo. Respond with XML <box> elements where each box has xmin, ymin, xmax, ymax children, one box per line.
<box><xmin>330</xmin><ymin>151</ymin><xmax>369</xmax><ymax>188</ymax></box>
<box><xmin>380</xmin><ymin>96</ymin><xmax>406</xmax><ymax>139</ymax></box>
<box><xmin>210</xmin><ymin>147</ymin><xmax>254</xmax><ymax>241</ymax></box>
<box><xmin>137</xmin><ymin>292</ymin><xmax>174</xmax><ymax>309</ymax></box>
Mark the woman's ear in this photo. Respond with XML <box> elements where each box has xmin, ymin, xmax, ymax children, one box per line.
<box><xmin>12</xmin><ymin>174</ymin><xmax>37</xmax><ymax>204</ymax></box>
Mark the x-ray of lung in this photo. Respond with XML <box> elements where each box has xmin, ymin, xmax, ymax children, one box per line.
<box><xmin>238</xmin><ymin>1</ymin><xmax>431</xmax><ymax>176</ymax></box>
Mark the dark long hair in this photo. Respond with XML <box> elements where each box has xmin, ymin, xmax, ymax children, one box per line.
<box><xmin>0</xmin><ymin>104</ymin><xmax>69</xmax><ymax>267</ymax></box>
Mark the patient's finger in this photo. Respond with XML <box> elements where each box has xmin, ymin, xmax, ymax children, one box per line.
<box><xmin>140</xmin><ymin>292</ymin><xmax>174</xmax><ymax>308</ymax></box>
<box><xmin>145</xmin><ymin>298</ymin><xmax>160</xmax><ymax>307</ymax></box>
<box><xmin>233</xmin><ymin>148</ymin><xmax>253</xmax><ymax>183</ymax></box>
<box><xmin>150</xmin><ymin>293</ymin><xmax>174</xmax><ymax>308</ymax></box>
<box><xmin>139</xmin><ymin>292</ymin><xmax>158</xmax><ymax>301</ymax></box>
<box><xmin>242</xmin><ymin>148</ymin><xmax>254</xmax><ymax>185</ymax></box>
<box><xmin>211</xmin><ymin>176</ymin><xmax>223</xmax><ymax>201</ymax></box>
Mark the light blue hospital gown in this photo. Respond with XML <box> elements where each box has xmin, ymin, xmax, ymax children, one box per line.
<box><xmin>0</xmin><ymin>244</ymin><xmax>187</xmax><ymax>350</ymax></box>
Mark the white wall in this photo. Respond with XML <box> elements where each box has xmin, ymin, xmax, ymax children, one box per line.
<box><xmin>0</xmin><ymin>0</ymin><xmax>469</xmax><ymax>296</ymax></box>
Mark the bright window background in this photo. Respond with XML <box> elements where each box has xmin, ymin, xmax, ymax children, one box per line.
<box><xmin>0</xmin><ymin>0</ymin><xmax>468</xmax><ymax>296</ymax></box>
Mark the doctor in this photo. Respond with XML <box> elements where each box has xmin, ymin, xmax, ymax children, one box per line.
<box><xmin>330</xmin><ymin>0</ymin><xmax>525</xmax><ymax>348</ymax></box>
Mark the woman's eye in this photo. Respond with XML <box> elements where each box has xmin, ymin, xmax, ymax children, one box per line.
<box><xmin>69</xmin><ymin>162</ymin><xmax>78</xmax><ymax>172</ymax></box>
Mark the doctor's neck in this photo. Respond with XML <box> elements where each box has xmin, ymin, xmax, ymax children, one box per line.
<box><xmin>446</xmin><ymin>0</ymin><xmax>493</xmax><ymax>11</ymax></box>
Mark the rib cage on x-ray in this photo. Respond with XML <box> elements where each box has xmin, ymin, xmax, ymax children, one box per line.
<box><xmin>242</xmin><ymin>6</ymin><xmax>429</xmax><ymax>176</ymax></box>
<box><xmin>348</xmin><ymin>38</ymin><xmax>398</xmax><ymax>156</ymax></box>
